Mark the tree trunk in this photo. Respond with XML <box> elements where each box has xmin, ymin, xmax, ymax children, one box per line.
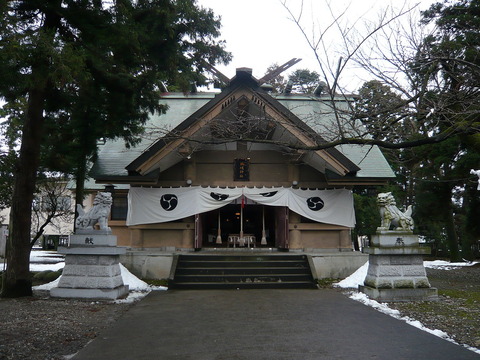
<box><xmin>74</xmin><ymin>152</ymin><xmax>88</xmax><ymax>232</ymax></box>
<box><xmin>461</xmin><ymin>183</ymin><xmax>479</xmax><ymax>261</ymax></box>
<box><xmin>1</xmin><ymin>7</ymin><xmax>59</xmax><ymax>297</ymax></box>
<box><xmin>1</xmin><ymin>87</ymin><xmax>46</xmax><ymax>297</ymax></box>
<box><xmin>440</xmin><ymin>183</ymin><xmax>461</xmax><ymax>263</ymax></box>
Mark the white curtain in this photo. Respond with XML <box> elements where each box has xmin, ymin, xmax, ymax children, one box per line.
<box><xmin>127</xmin><ymin>186</ymin><xmax>355</xmax><ymax>227</ymax></box>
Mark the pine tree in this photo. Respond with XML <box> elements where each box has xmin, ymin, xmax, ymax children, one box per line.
<box><xmin>0</xmin><ymin>0</ymin><xmax>230</xmax><ymax>297</ymax></box>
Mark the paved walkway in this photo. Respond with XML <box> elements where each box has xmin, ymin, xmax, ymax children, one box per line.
<box><xmin>73</xmin><ymin>289</ymin><xmax>479</xmax><ymax>360</ymax></box>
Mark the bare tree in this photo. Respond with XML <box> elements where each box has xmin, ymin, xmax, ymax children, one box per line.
<box><xmin>278</xmin><ymin>1</ymin><xmax>479</xmax><ymax>149</ymax></box>
<box><xmin>134</xmin><ymin>1</ymin><xmax>478</xmax><ymax>156</ymax></box>
<box><xmin>30</xmin><ymin>178</ymin><xmax>74</xmax><ymax>247</ymax></box>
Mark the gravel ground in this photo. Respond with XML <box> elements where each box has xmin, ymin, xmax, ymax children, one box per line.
<box><xmin>0</xmin><ymin>295</ymin><xmax>133</xmax><ymax>360</ymax></box>
<box><xmin>0</xmin><ymin>264</ymin><xmax>479</xmax><ymax>360</ymax></box>
<box><xmin>388</xmin><ymin>263</ymin><xmax>480</xmax><ymax>351</ymax></box>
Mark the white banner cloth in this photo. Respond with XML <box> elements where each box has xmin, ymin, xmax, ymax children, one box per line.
<box><xmin>127</xmin><ymin>187</ymin><xmax>355</xmax><ymax>227</ymax></box>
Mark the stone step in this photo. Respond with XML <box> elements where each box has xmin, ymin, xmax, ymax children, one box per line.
<box><xmin>169</xmin><ymin>254</ymin><xmax>317</xmax><ymax>290</ymax></box>
<box><xmin>170</xmin><ymin>281</ymin><xmax>318</xmax><ymax>290</ymax></box>
<box><xmin>177</xmin><ymin>260</ymin><xmax>309</xmax><ymax>268</ymax></box>
<box><xmin>177</xmin><ymin>254</ymin><xmax>307</xmax><ymax>262</ymax></box>
<box><xmin>175</xmin><ymin>267</ymin><xmax>311</xmax><ymax>275</ymax></box>
<box><xmin>173</xmin><ymin>274</ymin><xmax>314</xmax><ymax>283</ymax></box>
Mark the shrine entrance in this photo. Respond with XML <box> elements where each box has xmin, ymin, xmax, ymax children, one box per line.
<box><xmin>197</xmin><ymin>199</ymin><xmax>288</xmax><ymax>249</ymax></box>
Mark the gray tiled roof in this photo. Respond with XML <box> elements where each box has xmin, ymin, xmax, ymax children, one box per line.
<box><xmin>90</xmin><ymin>92</ymin><xmax>394</xmax><ymax>180</ymax></box>
<box><xmin>90</xmin><ymin>94</ymin><xmax>214</xmax><ymax>178</ymax></box>
<box><xmin>336</xmin><ymin>144</ymin><xmax>395</xmax><ymax>178</ymax></box>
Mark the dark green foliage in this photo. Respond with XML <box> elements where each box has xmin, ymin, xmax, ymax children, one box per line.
<box><xmin>355</xmin><ymin>80</ymin><xmax>408</xmax><ymax>142</ymax></box>
<box><xmin>354</xmin><ymin>0</ymin><xmax>480</xmax><ymax>261</ymax></box>
<box><xmin>0</xmin><ymin>0</ymin><xmax>231</xmax><ymax>297</ymax></box>
<box><xmin>265</xmin><ymin>63</ymin><xmax>286</xmax><ymax>93</ymax></box>
<box><xmin>353</xmin><ymin>190</ymin><xmax>380</xmax><ymax>238</ymax></box>
<box><xmin>32</xmin><ymin>269</ymin><xmax>63</xmax><ymax>285</ymax></box>
<box><xmin>263</xmin><ymin>66</ymin><xmax>321</xmax><ymax>94</ymax></box>
<box><xmin>408</xmin><ymin>0</ymin><xmax>480</xmax><ymax>261</ymax></box>
<box><xmin>0</xmin><ymin>149</ymin><xmax>16</xmax><ymax>213</ymax></box>
<box><xmin>288</xmin><ymin>69</ymin><xmax>320</xmax><ymax>93</ymax></box>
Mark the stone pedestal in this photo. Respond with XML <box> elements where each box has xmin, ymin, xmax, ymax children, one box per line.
<box><xmin>50</xmin><ymin>233</ymin><xmax>129</xmax><ymax>300</ymax></box>
<box><xmin>359</xmin><ymin>230</ymin><xmax>437</xmax><ymax>302</ymax></box>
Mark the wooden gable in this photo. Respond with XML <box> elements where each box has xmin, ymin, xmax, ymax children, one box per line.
<box><xmin>126</xmin><ymin>68</ymin><xmax>360</xmax><ymax>183</ymax></box>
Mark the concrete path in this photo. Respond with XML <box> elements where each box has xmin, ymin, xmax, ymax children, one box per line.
<box><xmin>73</xmin><ymin>289</ymin><xmax>479</xmax><ymax>360</ymax></box>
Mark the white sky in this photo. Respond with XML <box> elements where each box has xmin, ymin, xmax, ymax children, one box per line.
<box><xmin>197</xmin><ymin>0</ymin><xmax>437</xmax><ymax>91</ymax></box>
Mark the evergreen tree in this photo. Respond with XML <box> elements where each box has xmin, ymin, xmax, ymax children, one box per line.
<box><xmin>288</xmin><ymin>69</ymin><xmax>321</xmax><ymax>94</ymax></box>
<box><xmin>412</xmin><ymin>0</ymin><xmax>480</xmax><ymax>261</ymax></box>
<box><xmin>0</xmin><ymin>0</ymin><xmax>230</xmax><ymax>297</ymax></box>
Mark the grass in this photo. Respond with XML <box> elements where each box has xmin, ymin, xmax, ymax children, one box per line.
<box><xmin>316</xmin><ymin>278</ymin><xmax>341</xmax><ymax>288</ymax></box>
<box><xmin>31</xmin><ymin>270</ymin><xmax>62</xmax><ymax>286</ymax></box>
<box><xmin>439</xmin><ymin>289</ymin><xmax>480</xmax><ymax>307</ymax></box>
<box><xmin>142</xmin><ymin>278</ymin><xmax>169</xmax><ymax>287</ymax></box>
<box><xmin>392</xmin><ymin>288</ymin><xmax>480</xmax><ymax>323</ymax></box>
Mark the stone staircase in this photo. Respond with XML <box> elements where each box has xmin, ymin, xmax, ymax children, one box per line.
<box><xmin>169</xmin><ymin>254</ymin><xmax>318</xmax><ymax>290</ymax></box>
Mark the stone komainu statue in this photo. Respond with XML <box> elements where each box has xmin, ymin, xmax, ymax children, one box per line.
<box><xmin>76</xmin><ymin>192</ymin><xmax>113</xmax><ymax>232</ymax></box>
<box><xmin>377</xmin><ymin>192</ymin><xmax>414</xmax><ymax>231</ymax></box>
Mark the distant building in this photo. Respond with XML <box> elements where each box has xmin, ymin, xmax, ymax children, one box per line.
<box><xmin>0</xmin><ymin>179</ymin><xmax>75</xmax><ymax>253</ymax></box>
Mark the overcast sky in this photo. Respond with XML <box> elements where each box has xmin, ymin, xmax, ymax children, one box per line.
<box><xmin>197</xmin><ymin>0</ymin><xmax>437</xmax><ymax>91</ymax></box>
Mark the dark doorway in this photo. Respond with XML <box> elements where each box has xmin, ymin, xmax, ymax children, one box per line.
<box><xmin>200</xmin><ymin>203</ymin><xmax>276</xmax><ymax>248</ymax></box>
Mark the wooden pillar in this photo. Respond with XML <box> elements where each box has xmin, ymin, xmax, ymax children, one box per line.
<box><xmin>288</xmin><ymin>162</ymin><xmax>299</xmax><ymax>184</ymax></box>
<box><xmin>184</xmin><ymin>156</ymin><xmax>196</xmax><ymax>184</ymax></box>
<box><xmin>182</xmin><ymin>228</ymin><xmax>195</xmax><ymax>248</ymax></box>
<box><xmin>339</xmin><ymin>229</ymin><xmax>352</xmax><ymax>250</ymax></box>
<box><xmin>289</xmin><ymin>211</ymin><xmax>302</xmax><ymax>249</ymax></box>
<box><xmin>130</xmin><ymin>229</ymin><xmax>143</xmax><ymax>248</ymax></box>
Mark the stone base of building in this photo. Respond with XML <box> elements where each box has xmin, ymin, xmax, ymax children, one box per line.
<box><xmin>120</xmin><ymin>248</ymin><xmax>369</xmax><ymax>280</ymax></box>
<box><xmin>50</xmin><ymin>285</ymin><xmax>129</xmax><ymax>300</ymax></box>
<box><xmin>359</xmin><ymin>285</ymin><xmax>438</xmax><ymax>302</ymax></box>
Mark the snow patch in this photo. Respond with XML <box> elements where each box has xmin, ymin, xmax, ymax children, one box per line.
<box><xmin>424</xmin><ymin>260</ymin><xmax>479</xmax><ymax>270</ymax></box>
<box><xmin>30</xmin><ymin>262</ymin><xmax>65</xmax><ymax>272</ymax></box>
<box><xmin>29</xmin><ymin>250</ymin><xmax>65</xmax><ymax>272</ymax></box>
<box><xmin>33</xmin><ymin>276</ymin><xmax>61</xmax><ymax>291</ymax></box>
<box><xmin>333</xmin><ymin>261</ymin><xmax>368</xmax><ymax>288</ymax></box>
<box><xmin>346</xmin><ymin>291</ymin><xmax>480</xmax><ymax>354</ymax></box>
<box><xmin>30</xmin><ymin>250</ymin><xmax>65</xmax><ymax>262</ymax></box>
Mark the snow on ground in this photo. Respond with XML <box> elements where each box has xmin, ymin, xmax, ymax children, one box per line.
<box><xmin>29</xmin><ymin>250</ymin><xmax>66</xmax><ymax>272</ymax></box>
<box><xmin>334</xmin><ymin>259</ymin><xmax>480</xmax><ymax>355</ymax></box>
<box><xmin>34</xmin><ymin>276</ymin><xmax>61</xmax><ymax>290</ymax></box>
<box><xmin>424</xmin><ymin>260</ymin><xmax>479</xmax><ymax>270</ymax></box>
<box><xmin>114</xmin><ymin>264</ymin><xmax>167</xmax><ymax>304</ymax></box>
<box><xmin>30</xmin><ymin>249</ymin><xmax>64</xmax><ymax>262</ymax></box>
<box><xmin>334</xmin><ymin>261</ymin><xmax>369</xmax><ymax>289</ymax></box>
<box><xmin>30</xmin><ymin>262</ymin><xmax>66</xmax><ymax>272</ymax></box>
<box><xmin>349</xmin><ymin>291</ymin><xmax>456</xmax><ymax>341</ymax></box>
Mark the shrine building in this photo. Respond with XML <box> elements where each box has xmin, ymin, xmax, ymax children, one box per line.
<box><xmin>89</xmin><ymin>67</ymin><xmax>395</xmax><ymax>282</ymax></box>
